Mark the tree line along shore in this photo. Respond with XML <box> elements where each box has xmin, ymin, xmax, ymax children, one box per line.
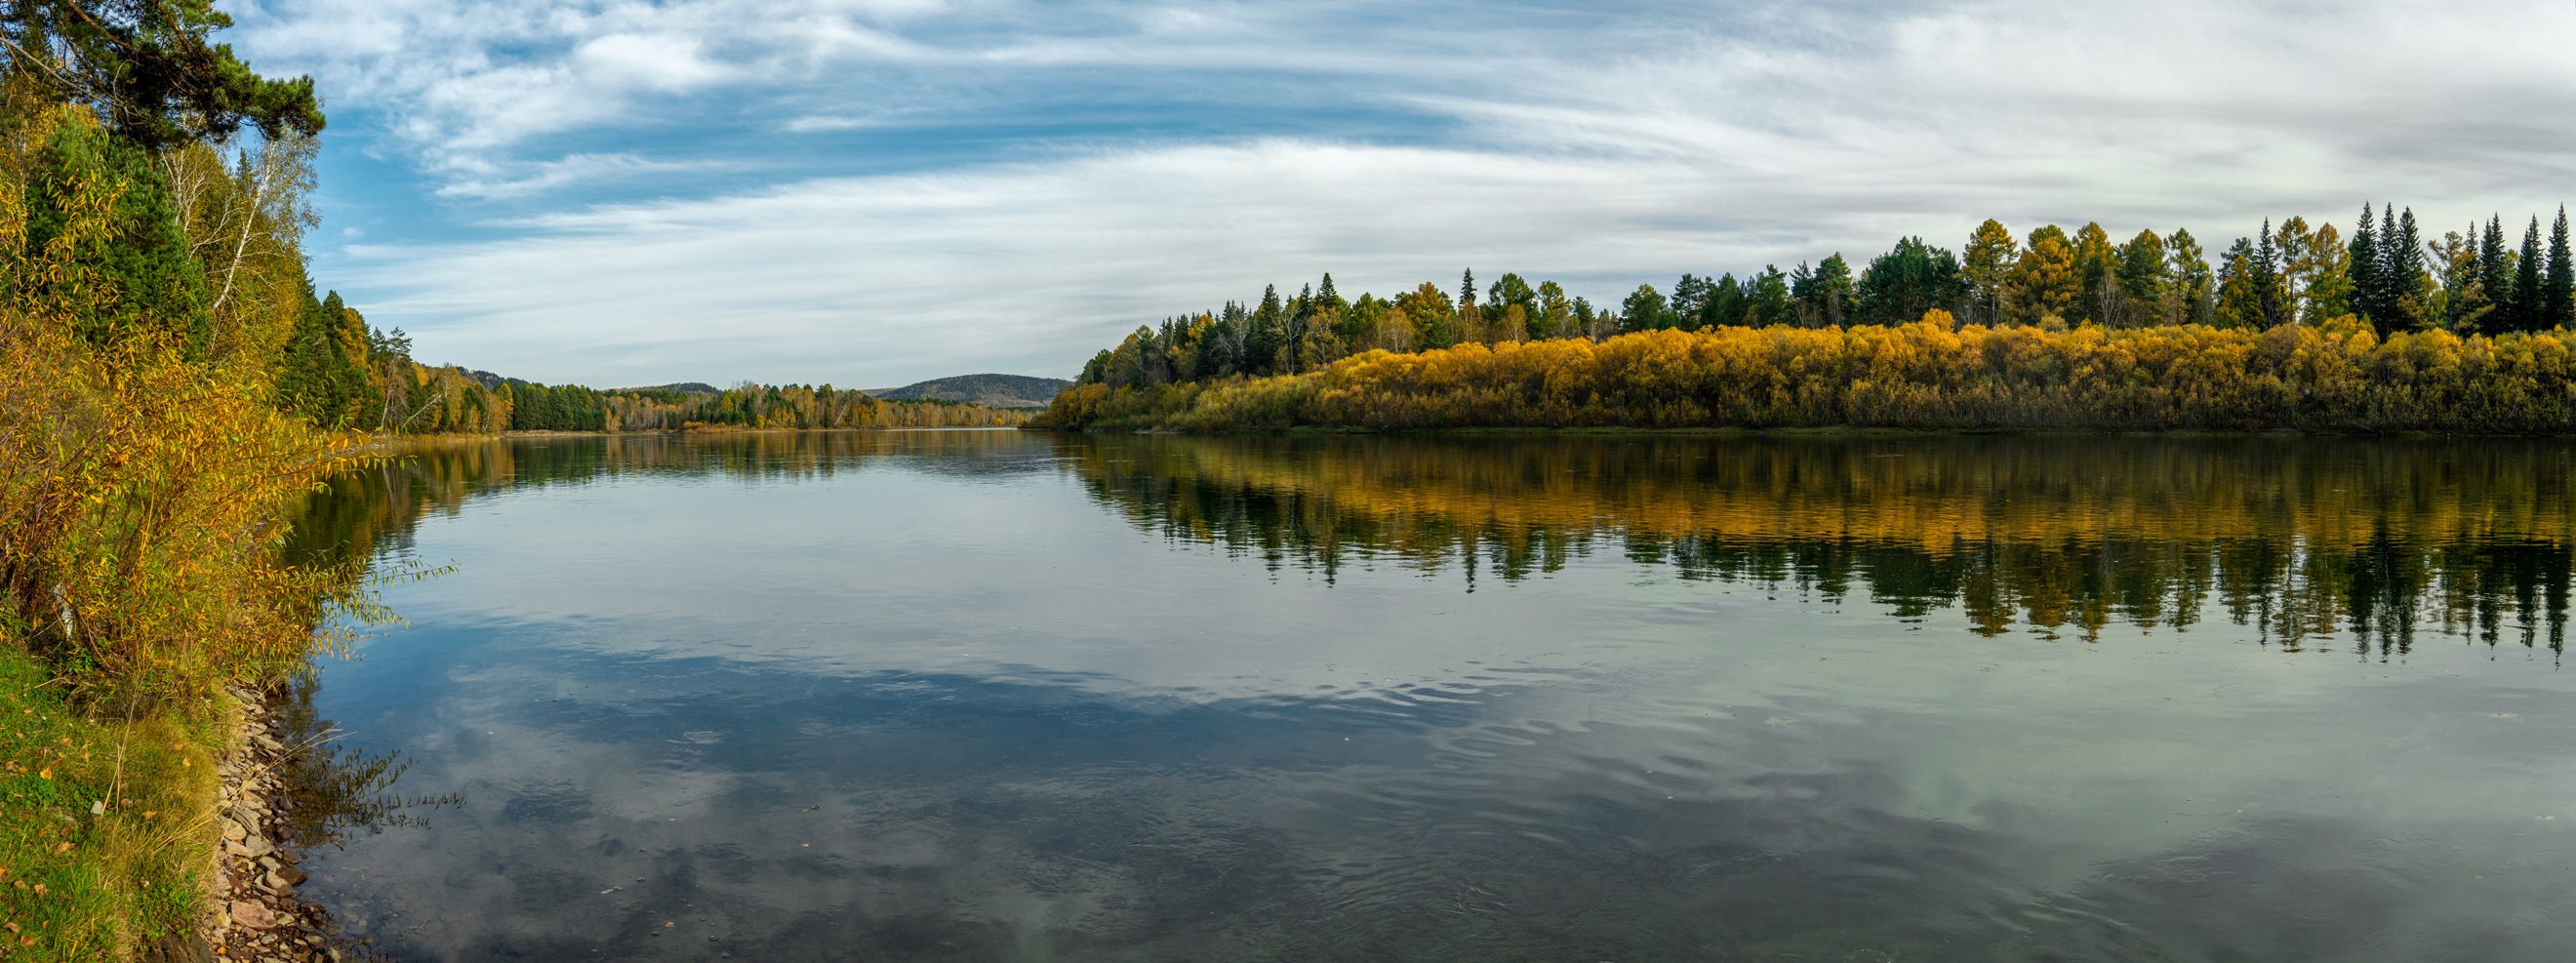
<box><xmin>1043</xmin><ymin>212</ymin><xmax>2576</xmax><ymax>432</ymax></box>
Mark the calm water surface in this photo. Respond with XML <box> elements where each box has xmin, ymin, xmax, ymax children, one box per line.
<box><xmin>287</xmin><ymin>430</ymin><xmax>2576</xmax><ymax>962</ymax></box>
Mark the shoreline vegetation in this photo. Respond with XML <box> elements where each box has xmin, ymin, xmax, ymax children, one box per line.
<box><xmin>1039</xmin><ymin>318</ymin><xmax>2576</xmax><ymax>433</ymax></box>
<box><xmin>0</xmin><ymin>4</ymin><xmax>376</xmax><ymax>954</ymax></box>
<box><xmin>1039</xmin><ymin>210</ymin><xmax>2576</xmax><ymax>432</ymax></box>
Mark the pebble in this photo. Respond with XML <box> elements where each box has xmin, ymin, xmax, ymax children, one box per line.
<box><xmin>180</xmin><ymin>686</ymin><xmax>342</xmax><ymax>963</ymax></box>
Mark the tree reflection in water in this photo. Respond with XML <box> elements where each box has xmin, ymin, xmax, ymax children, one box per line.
<box><xmin>1067</xmin><ymin>433</ymin><xmax>2572</xmax><ymax>658</ymax></box>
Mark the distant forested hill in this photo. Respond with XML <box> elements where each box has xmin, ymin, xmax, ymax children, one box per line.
<box><xmin>870</xmin><ymin>374</ymin><xmax>1071</xmax><ymax>407</ymax></box>
<box><xmin>618</xmin><ymin>381</ymin><xmax>721</xmax><ymax>395</ymax></box>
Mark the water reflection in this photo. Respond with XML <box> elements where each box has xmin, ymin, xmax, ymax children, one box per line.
<box><xmin>1071</xmin><ymin>434</ymin><xmax>2575</xmax><ymax>654</ymax></box>
<box><xmin>283</xmin><ymin>430</ymin><xmax>2576</xmax><ymax>962</ymax></box>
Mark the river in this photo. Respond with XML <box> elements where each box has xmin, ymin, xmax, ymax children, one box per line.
<box><xmin>286</xmin><ymin>429</ymin><xmax>2576</xmax><ymax>962</ymax></box>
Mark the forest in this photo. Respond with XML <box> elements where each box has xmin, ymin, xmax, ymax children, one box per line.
<box><xmin>271</xmin><ymin>301</ymin><xmax>1027</xmax><ymax>433</ymax></box>
<box><xmin>1052</xmin><ymin>209</ymin><xmax>2576</xmax><ymax>432</ymax></box>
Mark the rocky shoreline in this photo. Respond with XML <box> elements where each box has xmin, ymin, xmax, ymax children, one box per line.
<box><xmin>192</xmin><ymin>686</ymin><xmax>335</xmax><ymax>963</ymax></box>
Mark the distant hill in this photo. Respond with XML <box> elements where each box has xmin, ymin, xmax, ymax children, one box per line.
<box><xmin>869</xmin><ymin>374</ymin><xmax>1071</xmax><ymax>408</ymax></box>
<box><xmin>461</xmin><ymin>368</ymin><xmax>527</xmax><ymax>390</ymax></box>
<box><xmin>614</xmin><ymin>381</ymin><xmax>721</xmax><ymax>395</ymax></box>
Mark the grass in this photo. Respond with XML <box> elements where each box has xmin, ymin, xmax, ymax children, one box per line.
<box><xmin>0</xmin><ymin>647</ymin><xmax>225</xmax><ymax>961</ymax></box>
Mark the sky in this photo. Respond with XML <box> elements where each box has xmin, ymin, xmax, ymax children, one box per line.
<box><xmin>224</xmin><ymin>0</ymin><xmax>2576</xmax><ymax>388</ymax></box>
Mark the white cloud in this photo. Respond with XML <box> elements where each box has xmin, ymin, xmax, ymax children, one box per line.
<box><xmin>434</xmin><ymin>152</ymin><xmax>723</xmax><ymax>200</ymax></box>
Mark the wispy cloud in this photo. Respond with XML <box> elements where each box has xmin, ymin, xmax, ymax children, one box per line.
<box><xmin>434</xmin><ymin>152</ymin><xmax>724</xmax><ymax>199</ymax></box>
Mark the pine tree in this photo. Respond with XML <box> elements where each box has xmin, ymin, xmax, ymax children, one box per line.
<box><xmin>1670</xmin><ymin>273</ymin><xmax>1711</xmax><ymax>328</ymax></box>
<box><xmin>2378</xmin><ymin>207</ymin><xmax>2427</xmax><ymax>335</ymax></box>
<box><xmin>2072</xmin><ymin>222</ymin><xmax>2116</xmax><ymax>324</ymax></box>
<box><xmin>1704</xmin><ymin>273</ymin><xmax>1745</xmax><ymax>328</ymax></box>
<box><xmin>1246</xmin><ymin>285</ymin><xmax>1282</xmax><ymax>375</ymax></box>
<box><xmin>2479</xmin><ymin>216</ymin><xmax>2515</xmax><ymax>334</ymax></box>
<box><xmin>2114</xmin><ymin>229</ymin><xmax>2167</xmax><ymax>310</ymax></box>
<box><xmin>2515</xmin><ymin>218</ymin><xmax>2545</xmax><ymax>334</ymax></box>
<box><xmin>2251</xmin><ymin>220</ymin><xmax>2288</xmax><ymax>327</ymax></box>
<box><xmin>1620</xmin><ymin>284</ymin><xmax>1669</xmax><ymax>334</ymax></box>
<box><xmin>2348</xmin><ymin>203</ymin><xmax>2382</xmax><ymax>326</ymax></box>
<box><xmin>1748</xmin><ymin>266</ymin><xmax>1793</xmax><ymax>326</ymax></box>
<box><xmin>2549</xmin><ymin>206</ymin><xmax>2574</xmax><ymax>329</ymax></box>
<box><xmin>2214</xmin><ymin>237</ymin><xmax>2265</xmax><ymax>328</ymax></box>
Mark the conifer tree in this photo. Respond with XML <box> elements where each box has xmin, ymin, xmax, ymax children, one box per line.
<box><xmin>1620</xmin><ymin>284</ymin><xmax>1670</xmax><ymax>334</ymax></box>
<box><xmin>2371</xmin><ymin>206</ymin><xmax>2426</xmax><ymax>334</ymax></box>
<box><xmin>1748</xmin><ymin>266</ymin><xmax>1792</xmax><ymax>326</ymax></box>
<box><xmin>2114</xmin><ymin>229</ymin><xmax>2166</xmax><ymax>314</ymax></box>
<box><xmin>2479</xmin><ymin>216</ymin><xmax>2516</xmax><ymax>334</ymax></box>
<box><xmin>2251</xmin><ymin>220</ymin><xmax>2289</xmax><ymax>327</ymax></box>
<box><xmin>1806</xmin><ymin>254</ymin><xmax>1854</xmax><ymax>326</ymax></box>
<box><xmin>2214</xmin><ymin>237</ymin><xmax>2266</xmax><ymax>328</ymax></box>
<box><xmin>2349</xmin><ymin>204</ymin><xmax>2382</xmax><ymax>326</ymax></box>
<box><xmin>2072</xmin><ymin>223</ymin><xmax>2117</xmax><ymax>324</ymax></box>
<box><xmin>4</xmin><ymin>0</ymin><xmax>327</xmax><ymax>150</ymax></box>
<box><xmin>1703</xmin><ymin>273</ymin><xmax>1745</xmax><ymax>328</ymax></box>
<box><xmin>1855</xmin><ymin>236</ymin><xmax>1964</xmax><ymax>325</ymax></box>
<box><xmin>2515</xmin><ymin>218</ymin><xmax>2545</xmax><ymax>334</ymax></box>
<box><xmin>1246</xmin><ymin>285</ymin><xmax>1281</xmax><ymax>376</ymax></box>
<box><xmin>20</xmin><ymin>120</ymin><xmax>212</xmax><ymax>356</ymax></box>
<box><xmin>2549</xmin><ymin>206</ymin><xmax>2573</xmax><ymax>329</ymax></box>
<box><xmin>1669</xmin><ymin>273</ymin><xmax>1711</xmax><ymax>327</ymax></box>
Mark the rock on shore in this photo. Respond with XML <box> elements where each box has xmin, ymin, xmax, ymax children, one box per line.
<box><xmin>150</xmin><ymin>686</ymin><xmax>339</xmax><ymax>963</ymax></box>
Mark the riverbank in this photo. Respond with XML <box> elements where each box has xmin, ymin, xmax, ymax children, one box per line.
<box><xmin>0</xmin><ymin>648</ymin><xmax>349</xmax><ymax>963</ymax></box>
<box><xmin>200</xmin><ymin>684</ymin><xmax>328</xmax><ymax>963</ymax></box>
<box><xmin>1039</xmin><ymin>319</ymin><xmax>2576</xmax><ymax>433</ymax></box>
<box><xmin>0</xmin><ymin>649</ymin><xmax>218</xmax><ymax>961</ymax></box>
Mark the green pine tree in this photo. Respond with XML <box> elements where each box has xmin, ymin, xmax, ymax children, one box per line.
<box><xmin>2515</xmin><ymin>218</ymin><xmax>2545</xmax><ymax>334</ymax></box>
<box><xmin>1619</xmin><ymin>284</ymin><xmax>1669</xmax><ymax>334</ymax></box>
<box><xmin>2348</xmin><ymin>203</ymin><xmax>2382</xmax><ymax>326</ymax></box>
<box><xmin>2479</xmin><ymin>215</ymin><xmax>2516</xmax><ymax>334</ymax></box>
<box><xmin>20</xmin><ymin>120</ymin><xmax>212</xmax><ymax>356</ymax></box>
<box><xmin>2548</xmin><ymin>206</ymin><xmax>2573</xmax><ymax>329</ymax></box>
<box><xmin>1245</xmin><ymin>285</ymin><xmax>1282</xmax><ymax>376</ymax></box>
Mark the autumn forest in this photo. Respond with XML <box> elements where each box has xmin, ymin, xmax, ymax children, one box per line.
<box><xmin>1052</xmin><ymin>208</ymin><xmax>2576</xmax><ymax>432</ymax></box>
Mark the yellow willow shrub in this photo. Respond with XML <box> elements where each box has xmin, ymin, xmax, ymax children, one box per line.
<box><xmin>0</xmin><ymin>110</ymin><xmax>371</xmax><ymax>696</ymax></box>
<box><xmin>1045</xmin><ymin>317</ymin><xmax>2576</xmax><ymax>432</ymax></box>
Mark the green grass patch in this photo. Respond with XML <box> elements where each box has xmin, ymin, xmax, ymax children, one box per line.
<box><xmin>0</xmin><ymin>648</ymin><xmax>223</xmax><ymax>961</ymax></box>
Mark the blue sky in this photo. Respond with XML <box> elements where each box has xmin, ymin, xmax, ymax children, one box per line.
<box><xmin>225</xmin><ymin>0</ymin><xmax>2576</xmax><ymax>388</ymax></box>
